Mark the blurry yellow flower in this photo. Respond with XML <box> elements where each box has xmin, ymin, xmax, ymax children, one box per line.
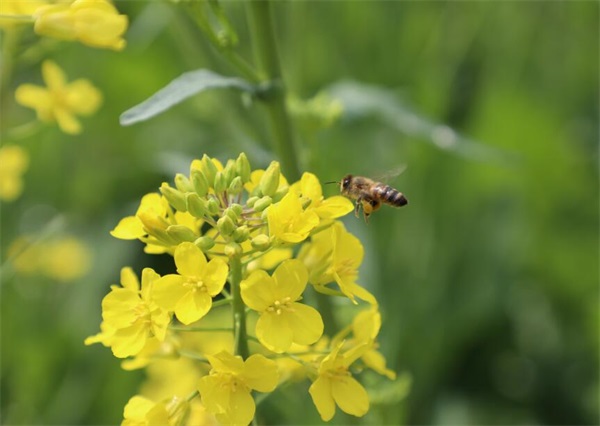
<box><xmin>33</xmin><ymin>0</ymin><xmax>128</xmax><ymax>50</ymax></box>
<box><xmin>15</xmin><ymin>60</ymin><xmax>102</xmax><ymax>134</ymax></box>
<box><xmin>267</xmin><ymin>190</ymin><xmax>319</xmax><ymax>244</ymax></box>
<box><xmin>351</xmin><ymin>307</ymin><xmax>396</xmax><ymax>380</ymax></box>
<box><xmin>122</xmin><ymin>395</ymin><xmax>189</xmax><ymax>426</ymax></box>
<box><xmin>291</xmin><ymin>172</ymin><xmax>353</xmax><ymax>219</ymax></box>
<box><xmin>0</xmin><ymin>145</ymin><xmax>28</xmax><ymax>202</ymax></box>
<box><xmin>299</xmin><ymin>221</ymin><xmax>376</xmax><ymax>304</ymax></box>
<box><xmin>241</xmin><ymin>259</ymin><xmax>323</xmax><ymax>353</ymax></box>
<box><xmin>0</xmin><ymin>0</ymin><xmax>47</xmax><ymax>28</ymax></box>
<box><xmin>309</xmin><ymin>342</ymin><xmax>370</xmax><ymax>421</ymax></box>
<box><xmin>152</xmin><ymin>242</ymin><xmax>228</xmax><ymax>325</ymax></box>
<box><xmin>198</xmin><ymin>351</ymin><xmax>279</xmax><ymax>426</ymax></box>
<box><xmin>85</xmin><ymin>267</ymin><xmax>171</xmax><ymax>358</ymax></box>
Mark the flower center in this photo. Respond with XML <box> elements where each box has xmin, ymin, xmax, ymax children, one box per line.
<box><xmin>132</xmin><ymin>301</ymin><xmax>152</xmax><ymax>325</ymax></box>
<box><xmin>266</xmin><ymin>297</ymin><xmax>293</xmax><ymax>315</ymax></box>
<box><xmin>184</xmin><ymin>276</ymin><xmax>206</xmax><ymax>293</ymax></box>
<box><xmin>325</xmin><ymin>366</ymin><xmax>351</xmax><ymax>381</ymax></box>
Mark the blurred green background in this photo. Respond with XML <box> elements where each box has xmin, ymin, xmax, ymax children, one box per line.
<box><xmin>1</xmin><ymin>1</ymin><xmax>598</xmax><ymax>425</ymax></box>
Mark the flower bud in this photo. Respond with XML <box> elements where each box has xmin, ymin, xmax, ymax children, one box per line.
<box><xmin>201</xmin><ymin>154</ymin><xmax>219</xmax><ymax>185</ymax></box>
<box><xmin>232</xmin><ymin>225</ymin><xmax>250</xmax><ymax>243</ymax></box>
<box><xmin>190</xmin><ymin>169</ymin><xmax>209</xmax><ymax>196</ymax></box>
<box><xmin>217</xmin><ymin>215</ymin><xmax>236</xmax><ymax>236</ymax></box>
<box><xmin>137</xmin><ymin>211</ymin><xmax>177</xmax><ymax>245</ymax></box>
<box><xmin>235</xmin><ymin>152</ymin><xmax>251</xmax><ymax>183</ymax></box>
<box><xmin>253</xmin><ymin>195</ymin><xmax>272</xmax><ymax>212</ymax></box>
<box><xmin>224</xmin><ymin>242</ymin><xmax>242</xmax><ymax>257</ymax></box>
<box><xmin>259</xmin><ymin>161</ymin><xmax>280</xmax><ymax>197</ymax></box>
<box><xmin>166</xmin><ymin>225</ymin><xmax>197</xmax><ymax>243</ymax></box>
<box><xmin>159</xmin><ymin>183</ymin><xmax>187</xmax><ymax>212</ymax></box>
<box><xmin>246</xmin><ymin>196</ymin><xmax>259</xmax><ymax>208</ymax></box>
<box><xmin>194</xmin><ymin>236</ymin><xmax>215</xmax><ymax>251</ymax></box>
<box><xmin>251</xmin><ymin>234</ymin><xmax>271</xmax><ymax>251</ymax></box>
<box><xmin>228</xmin><ymin>176</ymin><xmax>243</xmax><ymax>195</ymax></box>
<box><xmin>230</xmin><ymin>203</ymin><xmax>244</xmax><ymax>217</ymax></box>
<box><xmin>206</xmin><ymin>198</ymin><xmax>220</xmax><ymax>216</ymax></box>
<box><xmin>224</xmin><ymin>207</ymin><xmax>239</xmax><ymax>222</ymax></box>
<box><xmin>213</xmin><ymin>171</ymin><xmax>228</xmax><ymax>194</ymax></box>
<box><xmin>174</xmin><ymin>173</ymin><xmax>193</xmax><ymax>193</ymax></box>
<box><xmin>223</xmin><ymin>159</ymin><xmax>236</xmax><ymax>186</ymax></box>
<box><xmin>186</xmin><ymin>193</ymin><xmax>208</xmax><ymax>218</ymax></box>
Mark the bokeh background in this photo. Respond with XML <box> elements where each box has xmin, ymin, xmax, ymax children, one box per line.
<box><xmin>1</xmin><ymin>1</ymin><xmax>598</xmax><ymax>425</ymax></box>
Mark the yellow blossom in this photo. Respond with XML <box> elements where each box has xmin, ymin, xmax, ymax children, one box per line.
<box><xmin>15</xmin><ymin>60</ymin><xmax>102</xmax><ymax>134</ymax></box>
<box><xmin>299</xmin><ymin>221</ymin><xmax>376</xmax><ymax>304</ymax></box>
<box><xmin>0</xmin><ymin>145</ymin><xmax>28</xmax><ymax>202</ymax></box>
<box><xmin>33</xmin><ymin>0</ymin><xmax>128</xmax><ymax>50</ymax></box>
<box><xmin>291</xmin><ymin>172</ymin><xmax>353</xmax><ymax>219</ymax></box>
<box><xmin>152</xmin><ymin>242</ymin><xmax>228</xmax><ymax>325</ymax></box>
<box><xmin>267</xmin><ymin>190</ymin><xmax>319</xmax><ymax>244</ymax></box>
<box><xmin>241</xmin><ymin>259</ymin><xmax>323</xmax><ymax>353</ymax></box>
<box><xmin>122</xmin><ymin>395</ymin><xmax>190</xmax><ymax>426</ymax></box>
<box><xmin>309</xmin><ymin>342</ymin><xmax>370</xmax><ymax>421</ymax></box>
<box><xmin>198</xmin><ymin>351</ymin><xmax>279</xmax><ymax>426</ymax></box>
<box><xmin>0</xmin><ymin>0</ymin><xmax>47</xmax><ymax>28</ymax></box>
<box><xmin>85</xmin><ymin>267</ymin><xmax>171</xmax><ymax>358</ymax></box>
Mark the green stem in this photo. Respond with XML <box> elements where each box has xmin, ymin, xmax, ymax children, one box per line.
<box><xmin>246</xmin><ymin>0</ymin><xmax>300</xmax><ymax>181</ymax></box>
<box><xmin>230</xmin><ymin>255</ymin><xmax>249</xmax><ymax>358</ymax></box>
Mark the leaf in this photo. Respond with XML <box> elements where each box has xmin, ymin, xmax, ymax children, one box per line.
<box><xmin>120</xmin><ymin>69</ymin><xmax>257</xmax><ymax>126</ymax></box>
<box><xmin>326</xmin><ymin>80</ymin><xmax>506</xmax><ymax>161</ymax></box>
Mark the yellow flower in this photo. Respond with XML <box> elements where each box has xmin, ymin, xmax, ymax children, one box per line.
<box><xmin>0</xmin><ymin>0</ymin><xmax>47</xmax><ymax>28</ymax></box>
<box><xmin>85</xmin><ymin>267</ymin><xmax>171</xmax><ymax>358</ymax></box>
<box><xmin>15</xmin><ymin>60</ymin><xmax>102</xmax><ymax>134</ymax></box>
<box><xmin>267</xmin><ymin>190</ymin><xmax>319</xmax><ymax>244</ymax></box>
<box><xmin>299</xmin><ymin>221</ymin><xmax>376</xmax><ymax>304</ymax></box>
<box><xmin>198</xmin><ymin>351</ymin><xmax>279</xmax><ymax>426</ymax></box>
<box><xmin>152</xmin><ymin>242</ymin><xmax>228</xmax><ymax>325</ymax></box>
<box><xmin>291</xmin><ymin>172</ymin><xmax>353</xmax><ymax>219</ymax></box>
<box><xmin>122</xmin><ymin>395</ymin><xmax>190</xmax><ymax>426</ymax></box>
<box><xmin>308</xmin><ymin>342</ymin><xmax>370</xmax><ymax>421</ymax></box>
<box><xmin>0</xmin><ymin>145</ymin><xmax>28</xmax><ymax>202</ymax></box>
<box><xmin>33</xmin><ymin>0</ymin><xmax>128</xmax><ymax>51</ymax></box>
<box><xmin>241</xmin><ymin>259</ymin><xmax>323</xmax><ymax>353</ymax></box>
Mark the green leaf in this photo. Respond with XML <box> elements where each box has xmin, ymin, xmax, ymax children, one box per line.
<box><xmin>120</xmin><ymin>69</ymin><xmax>257</xmax><ymax>126</ymax></box>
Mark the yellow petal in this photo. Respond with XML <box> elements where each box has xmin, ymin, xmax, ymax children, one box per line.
<box><xmin>198</xmin><ymin>375</ymin><xmax>229</xmax><ymax>414</ymax></box>
<box><xmin>15</xmin><ymin>84</ymin><xmax>52</xmax><ymax>117</ymax></box>
<box><xmin>287</xmin><ymin>303</ymin><xmax>323</xmax><ymax>346</ymax></box>
<box><xmin>123</xmin><ymin>395</ymin><xmax>154</xmax><ymax>420</ymax></box>
<box><xmin>120</xmin><ymin>267</ymin><xmax>140</xmax><ymax>292</ymax></box>
<box><xmin>272</xmin><ymin>259</ymin><xmax>307</xmax><ymax>301</ymax></box>
<box><xmin>101</xmin><ymin>287</ymin><xmax>139</xmax><ymax>326</ymax></box>
<box><xmin>34</xmin><ymin>5</ymin><xmax>76</xmax><ymax>41</ymax></box>
<box><xmin>256</xmin><ymin>312</ymin><xmax>293</xmax><ymax>353</ymax></box>
<box><xmin>242</xmin><ymin>354</ymin><xmax>279</xmax><ymax>392</ymax></box>
<box><xmin>309</xmin><ymin>376</ymin><xmax>336</xmax><ymax>421</ymax></box>
<box><xmin>331</xmin><ymin>375</ymin><xmax>369</xmax><ymax>417</ymax></box>
<box><xmin>54</xmin><ymin>106</ymin><xmax>82</xmax><ymax>134</ymax></box>
<box><xmin>110</xmin><ymin>216</ymin><xmax>145</xmax><ymax>239</ymax></box>
<box><xmin>203</xmin><ymin>258</ymin><xmax>228</xmax><ymax>296</ymax></box>
<box><xmin>206</xmin><ymin>351</ymin><xmax>244</xmax><ymax>374</ymax></box>
<box><xmin>316</xmin><ymin>196</ymin><xmax>354</xmax><ymax>219</ymax></box>
<box><xmin>174</xmin><ymin>290</ymin><xmax>211</xmax><ymax>324</ymax></box>
<box><xmin>151</xmin><ymin>275</ymin><xmax>187</xmax><ymax>311</ymax></box>
<box><xmin>111</xmin><ymin>324</ymin><xmax>147</xmax><ymax>358</ymax></box>
<box><xmin>215</xmin><ymin>387</ymin><xmax>255</xmax><ymax>426</ymax></box>
<box><xmin>241</xmin><ymin>270</ymin><xmax>275</xmax><ymax>312</ymax></box>
<box><xmin>174</xmin><ymin>242</ymin><xmax>207</xmax><ymax>277</ymax></box>
<box><xmin>42</xmin><ymin>60</ymin><xmax>67</xmax><ymax>90</ymax></box>
<box><xmin>65</xmin><ymin>79</ymin><xmax>102</xmax><ymax>114</ymax></box>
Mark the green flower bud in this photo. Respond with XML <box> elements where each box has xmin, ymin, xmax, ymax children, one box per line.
<box><xmin>217</xmin><ymin>215</ymin><xmax>236</xmax><ymax>236</ymax></box>
<box><xmin>224</xmin><ymin>207</ymin><xmax>239</xmax><ymax>222</ymax></box>
<box><xmin>213</xmin><ymin>171</ymin><xmax>228</xmax><ymax>194</ymax></box>
<box><xmin>160</xmin><ymin>183</ymin><xmax>187</xmax><ymax>212</ymax></box>
<box><xmin>206</xmin><ymin>198</ymin><xmax>220</xmax><ymax>216</ymax></box>
<box><xmin>223</xmin><ymin>159</ymin><xmax>236</xmax><ymax>186</ymax></box>
<box><xmin>273</xmin><ymin>186</ymin><xmax>289</xmax><ymax>202</ymax></box>
<box><xmin>246</xmin><ymin>196</ymin><xmax>259</xmax><ymax>208</ymax></box>
<box><xmin>228</xmin><ymin>176</ymin><xmax>243</xmax><ymax>195</ymax></box>
<box><xmin>194</xmin><ymin>236</ymin><xmax>215</xmax><ymax>251</ymax></box>
<box><xmin>250</xmin><ymin>234</ymin><xmax>271</xmax><ymax>251</ymax></box>
<box><xmin>190</xmin><ymin>169</ymin><xmax>209</xmax><ymax>196</ymax></box>
<box><xmin>186</xmin><ymin>193</ymin><xmax>208</xmax><ymax>218</ymax></box>
<box><xmin>235</xmin><ymin>152</ymin><xmax>251</xmax><ymax>183</ymax></box>
<box><xmin>224</xmin><ymin>242</ymin><xmax>242</xmax><ymax>257</ymax></box>
<box><xmin>259</xmin><ymin>161</ymin><xmax>280</xmax><ymax>197</ymax></box>
<box><xmin>137</xmin><ymin>211</ymin><xmax>177</xmax><ymax>245</ymax></box>
<box><xmin>253</xmin><ymin>195</ymin><xmax>272</xmax><ymax>212</ymax></box>
<box><xmin>201</xmin><ymin>154</ymin><xmax>219</xmax><ymax>185</ymax></box>
<box><xmin>230</xmin><ymin>203</ymin><xmax>244</xmax><ymax>217</ymax></box>
<box><xmin>166</xmin><ymin>225</ymin><xmax>197</xmax><ymax>242</ymax></box>
<box><xmin>174</xmin><ymin>173</ymin><xmax>194</xmax><ymax>193</ymax></box>
<box><xmin>232</xmin><ymin>225</ymin><xmax>250</xmax><ymax>243</ymax></box>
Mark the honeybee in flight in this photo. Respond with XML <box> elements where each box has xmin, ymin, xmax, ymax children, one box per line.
<box><xmin>328</xmin><ymin>171</ymin><xmax>408</xmax><ymax>222</ymax></box>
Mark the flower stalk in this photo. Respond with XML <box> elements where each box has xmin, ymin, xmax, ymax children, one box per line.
<box><xmin>230</xmin><ymin>253</ymin><xmax>250</xmax><ymax>359</ymax></box>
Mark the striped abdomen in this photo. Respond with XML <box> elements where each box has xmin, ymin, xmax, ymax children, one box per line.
<box><xmin>373</xmin><ymin>183</ymin><xmax>408</xmax><ymax>207</ymax></box>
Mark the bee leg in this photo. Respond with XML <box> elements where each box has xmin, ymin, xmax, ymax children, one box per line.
<box><xmin>354</xmin><ymin>199</ymin><xmax>362</xmax><ymax>218</ymax></box>
<box><xmin>361</xmin><ymin>198</ymin><xmax>375</xmax><ymax>223</ymax></box>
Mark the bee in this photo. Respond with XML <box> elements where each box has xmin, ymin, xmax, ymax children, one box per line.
<box><xmin>328</xmin><ymin>174</ymin><xmax>408</xmax><ymax>222</ymax></box>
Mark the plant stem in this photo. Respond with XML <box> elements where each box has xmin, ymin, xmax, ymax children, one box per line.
<box><xmin>230</xmin><ymin>254</ymin><xmax>249</xmax><ymax>358</ymax></box>
<box><xmin>246</xmin><ymin>0</ymin><xmax>300</xmax><ymax>181</ymax></box>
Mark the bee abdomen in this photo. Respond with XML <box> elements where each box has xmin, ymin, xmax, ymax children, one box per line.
<box><xmin>374</xmin><ymin>183</ymin><xmax>408</xmax><ymax>207</ymax></box>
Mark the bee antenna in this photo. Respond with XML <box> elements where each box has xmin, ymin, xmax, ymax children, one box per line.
<box><xmin>324</xmin><ymin>181</ymin><xmax>339</xmax><ymax>185</ymax></box>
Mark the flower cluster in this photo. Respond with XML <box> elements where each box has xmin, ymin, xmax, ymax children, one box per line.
<box><xmin>87</xmin><ymin>153</ymin><xmax>396</xmax><ymax>425</ymax></box>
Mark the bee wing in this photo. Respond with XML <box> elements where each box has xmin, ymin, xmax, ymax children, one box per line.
<box><xmin>372</xmin><ymin>164</ymin><xmax>407</xmax><ymax>183</ymax></box>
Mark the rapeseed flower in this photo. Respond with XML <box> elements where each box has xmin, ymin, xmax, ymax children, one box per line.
<box><xmin>267</xmin><ymin>190</ymin><xmax>319</xmax><ymax>244</ymax></box>
<box><xmin>291</xmin><ymin>172</ymin><xmax>353</xmax><ymax>219</ymax></box>
<box><xmin>34</xmin><ymin>0</ymin><xmax>128</xmax><ymax>50</ymax></box>
<box><xmin>309</xmin><ymin>342</ymin><xmax>370</xmax><ymax>421</ymax></box>
<box><xmin>15</xmin><ymin>60</ymin><xmax>102</xmax><ymax>134</ymax></box>
<box><xmin>241</xmin><ymin>259</ymin><xmax>323</xmax><ymax>353</ymax></box>
<box><xmin>122</xmin><ymin>395</ymin><xmax>190</xmax><ymax>426</ymax></box>
<box><xmin>152</xmin><ymin>242</ymin><xmax>228</xmax><ymax>324</ymax></box>
<box><xmin>198</xmin><ymin>351</ymin><xmax>279</xmax><ymax>426</ymax></box>
<box><xmin>0</xmin><ymin>145</ymin><xmax>28</xmax><ymax>202</ymax></box>
<box><xmin>85</xmin><ymin>267</ymin><xmax>171</xmax><ymax>358</ymax></box>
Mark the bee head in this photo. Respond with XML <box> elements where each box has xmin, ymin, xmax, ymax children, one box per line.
<box><xmin>341</xmin><ymin>174</ymin><xmax>353</xmax><ymax>192</ymax></box>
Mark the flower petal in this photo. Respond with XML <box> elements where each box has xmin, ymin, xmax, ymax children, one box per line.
<box><xmin>174</xmin><ymin>242</ymin><xmax>207</xmax><ymax>277</ymax></box>
<box><xmin>174</xmin><ymin>290</ymin><xmax>211</xmax><ymax>324</ymax></box>
<box><xmin>242</xmin><ymin>354</ymin><xmax>279</xmax><ymax>392</ymax></box>
<box><xmin>110</xmin><ymin>216</ymin><xmax>145</xmax><ymax>239</ymax></box>
<box><xmin>241</xmin><ymin>270</ymin><xmax>275</xmax><ymax>312</ymax></box>
<box><xmin>288</xmin><ymin>303</ymin><xmax>323</xmax><ymax>346</ymax></box>
<box><xmin>151</xmin><ymin>275</ymin><xmax>187</xmax><ymax>311</ymax></box>
<box><xmin>203</xmin><ymin>258</ymin><xmax>228</xmax><ymax>296</ymax></box>
<box><xmin>309</xmin><ymin>376</ymin><xmax>336</xmax><ymax>421</ymax></box>
<box><xmin>331</xmin><ymin>376</ymin><xmax>369</xmax><ymax>418</ymax></box>
<box><xmin>120</xmin><ymin>267</ymin><xmax>140</xmax><ymax>292</ymax></box>
<box><xmin>256</xmin><ymin>312</ymin><xmax>293</xmax><ymax>353</ymax></box>
<box><xmin>272</xmin><ymin>259</ymin><xmax>307</xmax><ymax>301</ymax></box>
